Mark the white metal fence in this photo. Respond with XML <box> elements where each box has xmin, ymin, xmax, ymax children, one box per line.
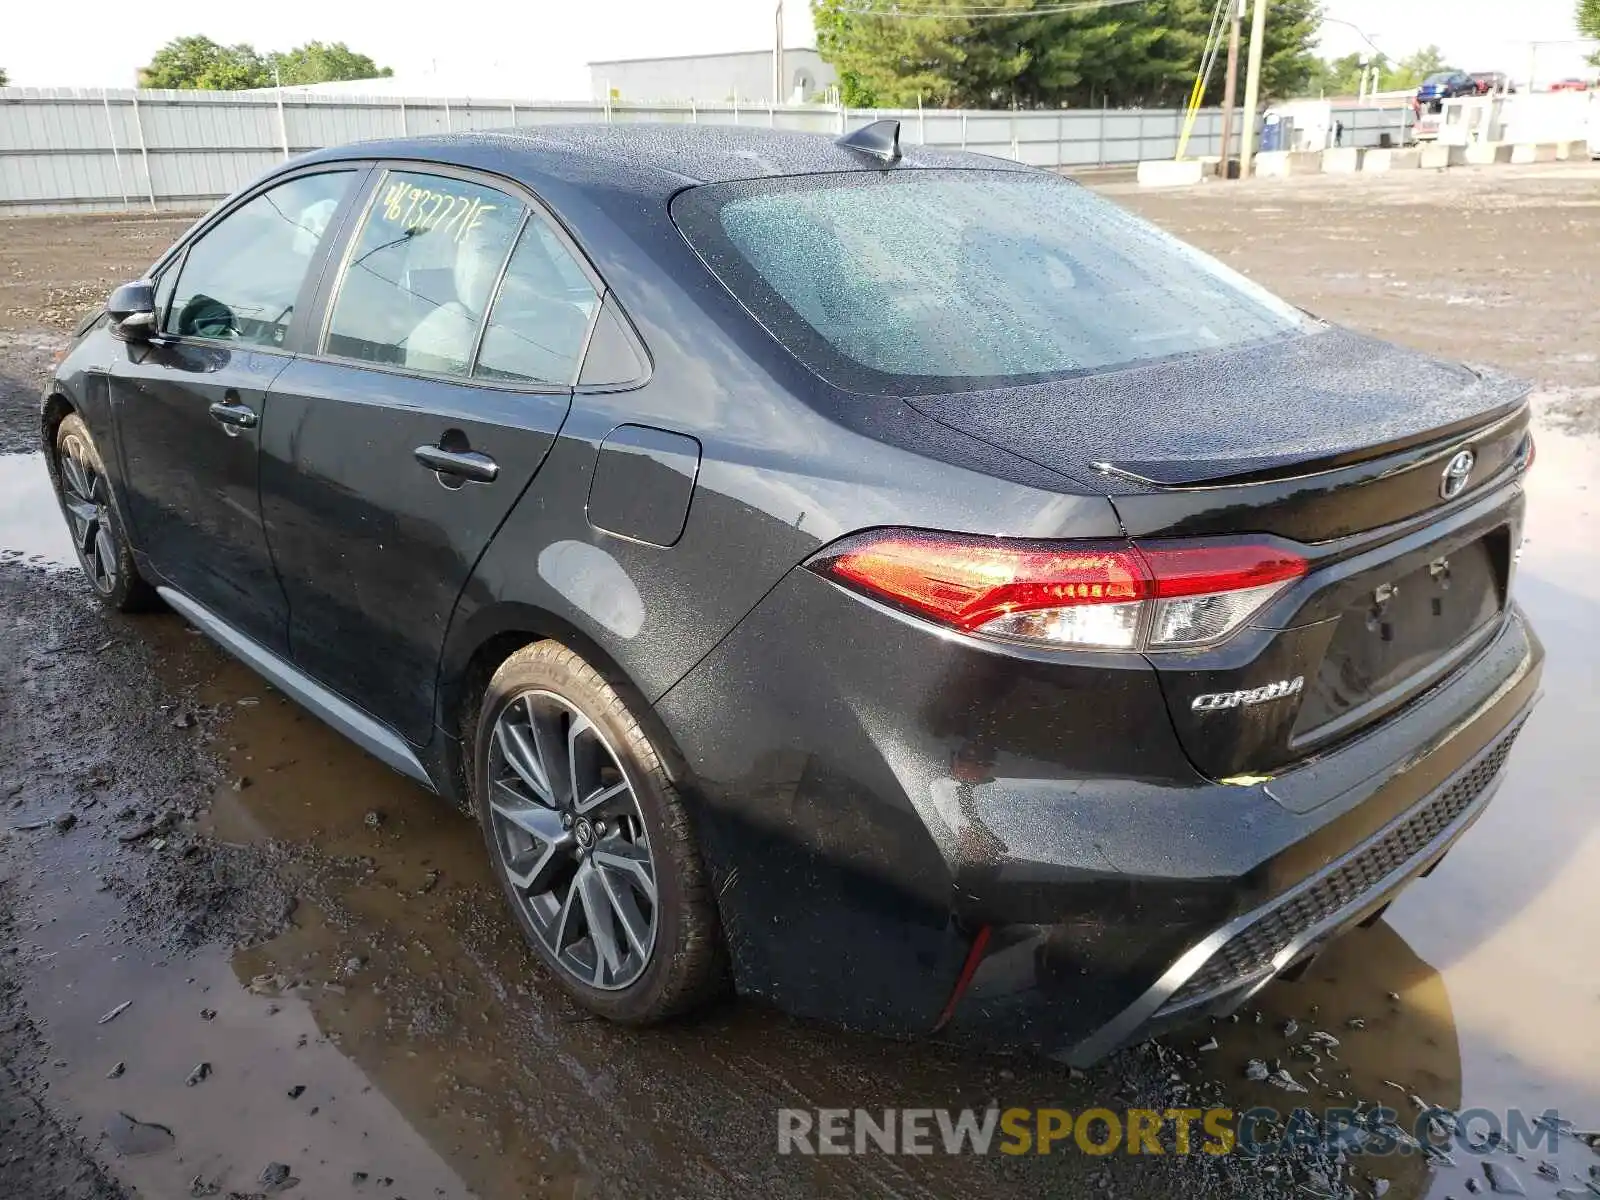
<box><xmin>0</xmin><ymin>87</ymin><xmax>1415</xmax><ymax>215</ymax></box>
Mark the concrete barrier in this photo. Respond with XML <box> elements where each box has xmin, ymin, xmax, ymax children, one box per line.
<box><xmin>1321</xmin><ymin>147</ymin><xmax>1366</xmax><ymax>173</ymax></box>
<box><xmin>1254</xmin><ymin>150</ymin><xmax>1323</xmax><ymax>178</ymax></box>
<box><xmin>1510</xmin><ymin>143</ymin><xmax>1559</xmax><ymax>164</ymax></box>
<box><xmin>1463</xmin><ymin>143</ymin><xmax>1514</xmax><ymax>165</ymax></box>
<box><xmin>1136</xmin><ymin>159</ymin><xmax>1207</xmax><ymax>188</ymax></box>
<box><xmin>1419</xmin><ymin>144</ymin><xmax>1467</xmax><ymax>169</ymax></box>
<box><xmin>1556</xmin><ymin>139</ymin><xmax>1591</xmax><ymax>160</ymax></box>
<box><xmin>1363</xmin><ymin>148</ymin><xmax>1422</xmax><ymax>172</ymax></box>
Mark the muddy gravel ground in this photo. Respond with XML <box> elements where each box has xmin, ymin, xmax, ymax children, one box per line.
<box><xmin>2</xmin><ymin>163</ymin><xmax>1599</xmax><ymax>1200</ymax></box>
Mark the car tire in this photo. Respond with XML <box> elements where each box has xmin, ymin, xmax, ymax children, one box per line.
<box><xmin>50</xmin><ymin>413</ymin><xmax>159</xmax><ymax>613</ymax></box>
<box><xmin>473</xmin><ymin>640</ymin><xmax>727</xmax><ymax>1023</ymax></box>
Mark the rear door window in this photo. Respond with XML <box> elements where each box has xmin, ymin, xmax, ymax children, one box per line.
<box><xmin>324</xmin><ymin>170</ymin><xmax>524</xmax><ymax>377</ymax></box>
<box><xmin>473</xmin><ymin>219</ymin><xmax>600</xmax><ymax>386</ymax></box>
<box><xmin>165</xmin><ymin>171</ymin><xmax>353</xmax><ymax>346</ymax></box>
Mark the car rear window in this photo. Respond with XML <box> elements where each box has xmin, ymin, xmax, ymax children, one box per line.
<box><xmin>671</xmin><ymin>169</ymin><xmax>1309</xmax><ymax>396</ymax></box>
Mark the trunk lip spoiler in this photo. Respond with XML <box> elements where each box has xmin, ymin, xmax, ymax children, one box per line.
<box><xmin>1091</xmin><ymin>403</ymin><xmax>1528</xmax><ymax>492</ymax></box>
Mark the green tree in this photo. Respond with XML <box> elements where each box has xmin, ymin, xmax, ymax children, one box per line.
<box><xmin>1304</xmin><ymin>51</ymin><xmax>1378</xmax><ymax>95</ymax></box>
<box><xmin>814</xmin><ymin>0</ymin><xmax>982</xmax><ymax>106</ymax></box>
<box><xmin>0</xmin><ymin>68</ymin><xmax>9</xmax><ymax>88</ymax></box>
<box><xmin>139</xmin><ymin>35</ymin><xmax>392</xmax><ymax>90</ymax></box>
<box><xmin>266</xmin><ymin>42</ymin><xmax>393</xmax><ymax>86</ymax></box>
<box><xmin>139</xmin><ymin>36</ymin><xmax>269</xmax><ymax>90</ymax></box>
<box><xmin>812</xmin><ymin>0</ymin><xmax>1321</xmax><ymax>109</ymax></box>
<box><xmin>1579</xmin><ymin>0</ymin><xmax>1600</xmax><ymax>64</ymax></box>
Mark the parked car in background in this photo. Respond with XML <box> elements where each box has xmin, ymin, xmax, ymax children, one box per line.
<box><xmin>1549</xmin><ymin>78</ymin><xmax>1593</xmax><ymax>93</ymax></box>
<box><xmin>1414</xmin><ymin>70</ymin><xmax>1477</xmax><ymax>114</ymax></box>
<box><xmin>1468</xmin><ymin>71</ymin><xmax>1514</xmax><ymax>95</ymax></box>
<box><xmin>42</xmin><ymin>121</ymin><xmax>1542</xmax><ymax>1064</ymax></box>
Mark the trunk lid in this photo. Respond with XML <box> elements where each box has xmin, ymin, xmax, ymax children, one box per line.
<box><xmin>904</xmin><ymin>326</ymin><xmax>1528</xmax><ymax>510</ymax></box>
<box><xmin>1118</xmin><ymin>406</ymin><xmax>1530</xmax><ymax>784</ymax></box>
<box><xmin>909</xmin><ymin>328</ymin><xmax>1532</xmax><ymax>783</ymax></box>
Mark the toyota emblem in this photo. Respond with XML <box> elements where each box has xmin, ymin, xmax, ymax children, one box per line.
<box><xmin>1440</xmin><ymin>448</ymin><xmax>1475</xmax><ymax>499</ymax></box>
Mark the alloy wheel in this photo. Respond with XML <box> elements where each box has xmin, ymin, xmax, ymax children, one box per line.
<box><xmin>487</xmin><ymin>689</ymin><xmax>659</xmax><ymax>990</ymax></box>
<box><xmin>57</xmin><ymin>432</ymin><xmax>118</xmax><ymax>594</ymax></box>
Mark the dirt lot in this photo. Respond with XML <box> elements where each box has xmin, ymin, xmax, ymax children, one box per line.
<box><xmin>2</xmin><ymin>162</ymin><xmax>1599</xmax><ymax>1200</ymax></box>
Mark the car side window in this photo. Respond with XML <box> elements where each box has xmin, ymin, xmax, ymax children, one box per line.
<box><xmin>474</xmin><ymin>219</ymin><xmax>601</xmax><ymax>386</ymax></box>
<box><xmin>165</xmin><ymin>172</ymin><xmax>352</xmax><ymax>346</ymax></box>
<box><xmin>324</xmin><ymin>170</ymin><xmax>524</xmax><ymax>377</ymax></box>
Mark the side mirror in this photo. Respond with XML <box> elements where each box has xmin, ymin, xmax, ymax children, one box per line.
<box><xmin>107</xmin><ymin>280</ymin><xmax>157</xmax><ymax>342</ymax></box>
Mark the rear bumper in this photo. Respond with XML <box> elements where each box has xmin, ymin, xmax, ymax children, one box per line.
<box><xmin>1061</xmin><ymin>704</ymin><xmax>1526</xmax><ymax>1064</ymax></box>
<box><xmin>655</xmin><ymin>564</ymin><xmax>1541</xmax><ymax>1057</ymax></box>
<box><xmin>949</xmin><ymin>606</ymin><xmax>1541</xmax><ymax>1063</ymax></box>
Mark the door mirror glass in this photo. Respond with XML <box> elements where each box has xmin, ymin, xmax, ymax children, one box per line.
<box><xmin>106</xmin><ymin>280</ymin><xmax>157</xmax><ymax>341</ymax></box>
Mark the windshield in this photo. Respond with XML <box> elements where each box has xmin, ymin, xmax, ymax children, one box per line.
<box><xmin>1422</xmin><ymin>73</ymin><xmax>1457</xmax><ymax>86</ymax></box>
<box><xmin>672</xmin><ymin>170</ymin><xmax>1309</xmax><ymax>395</ymax></box>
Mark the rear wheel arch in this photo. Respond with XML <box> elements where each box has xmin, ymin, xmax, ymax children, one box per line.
<box><xmin>438</xmin><ymin>603</ymin><xmax>695</xmax><ymax>812</ymax></box>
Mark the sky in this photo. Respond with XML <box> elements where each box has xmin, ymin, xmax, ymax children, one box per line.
<box><xmin>3</xmin><ymin>0</ymin><xmax>1590</xmax><ymax>95</ymax></box>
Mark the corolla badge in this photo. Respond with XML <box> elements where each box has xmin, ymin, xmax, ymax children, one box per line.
<box><xmin>1440</xmin><ymin>448</ymin><xmax>1476</xmax><ymax>500</ymax></box>
<box><xmin>1192</xmin><ymin>677</ymin><xmax>1305</xmax><ymax>712</ymax></box>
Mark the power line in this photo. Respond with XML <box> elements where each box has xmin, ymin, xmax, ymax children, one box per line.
<box><xmin>832</xmin><ymin>0</ymin><xmax>1155</xmax><ymax>19</ymax></box>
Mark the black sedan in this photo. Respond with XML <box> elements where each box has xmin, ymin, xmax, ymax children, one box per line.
<box><xmin>43</xmin><ymin>121</ymin><xmax>1541</xmax><ymax>1063</ymax></box>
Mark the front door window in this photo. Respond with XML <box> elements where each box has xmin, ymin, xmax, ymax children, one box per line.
<box><xmin>165</xmin><ymin>172</ymin><xmax>353</xmax><ymax>347</ymax></box>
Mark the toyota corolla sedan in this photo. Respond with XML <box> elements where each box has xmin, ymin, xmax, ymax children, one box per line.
<box><xmin>42</xmin><ymin>122</ymin><xmax>1541</xmax><ymax>1064</ymax></box>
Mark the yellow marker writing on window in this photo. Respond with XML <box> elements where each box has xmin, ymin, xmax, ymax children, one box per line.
<box><xmin>379</xmin><ymin>180</ymin><xmax>498</xmax><ymax>245</ymax></box>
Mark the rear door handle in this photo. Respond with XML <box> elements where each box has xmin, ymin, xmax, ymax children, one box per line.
<box><xmin>207</xmin><ymin>401</ymin><xmax>258</xmax><ymax>431</ymax></box>
<box><xmin>414</xmin><ymin>445</ymin><xmax>499</xmax><ymax>484</ymax></box>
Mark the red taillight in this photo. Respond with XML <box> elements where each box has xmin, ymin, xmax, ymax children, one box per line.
<box><xmin>1523</xmin><ymin>433</ymin><xmax>1536</xmax><ymax>471</ymax></box>
<box><xmin>819</xmin><ymin>533</ymin><xmax>1147</xmax><ymax>632</ymax></box>
<box><xmin>1139</xmin><ymin>542</ymin><xmax>1309</xmax><ymax>598</ymax></box>
<box><xmin>810</xmin><ymin>530</ymin><xmax>1307</xmax><ymax>651</ymax></box>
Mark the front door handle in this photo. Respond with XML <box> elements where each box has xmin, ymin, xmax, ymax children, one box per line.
<box><xmin>208</xmin><ymin>401</ymin><xmax>258</xmax><ymax>431</ymax></box>
<box><xmin>414</xmin><ymin>444</ymin><xmax>499</xmax><ymax>484</ymax></box>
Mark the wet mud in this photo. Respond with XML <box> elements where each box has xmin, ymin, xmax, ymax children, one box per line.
<box><xmin>3</xmin><ymin>169</ymin><xmax>1600</xmax><ymax>1199</ymax></box>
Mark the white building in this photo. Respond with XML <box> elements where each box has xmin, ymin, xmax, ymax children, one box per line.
<box><xmin>588</xmin><ymin>48</ymin><xmax>836</xmax><ymax>105</ymax></box>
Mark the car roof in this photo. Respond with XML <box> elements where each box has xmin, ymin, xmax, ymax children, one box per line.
<box><xmin>292</xmin><ymin>122</ymin><xmax>1032</xmax><ymax>198</ymax></box>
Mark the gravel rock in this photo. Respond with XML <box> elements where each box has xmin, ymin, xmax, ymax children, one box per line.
<box><xmin>96</xmin><ymin>1000</ymin><xmax>131</xmax><ymax>1025</ymax></box>
<box><xmin>259</xmin><ymin>1161</ymin><xmax>298</xmax><ymax>1192</ymax></box>
<box><xmin>1267</xmin><ymin>1068</ymin><xmax>1309</xmax><ymax>1094</ymax></box>
<box><xmin>1483</xmin><ymin>1162</ymin><xmax>1527</xmax><ymax>1195</ymax></box>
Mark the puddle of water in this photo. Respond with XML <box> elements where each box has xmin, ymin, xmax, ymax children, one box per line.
<box><xmin>1382</xmin><ymin>411</ymin><xmax>1600</xmax><ymax>1133</ymax></box>
<box><xmin>0</xmin><ymin>451</ymin><xmax>76</xmax><ymax>566</ymax></box>
<box><xmin>11</xmin><ymin>824</ymin><xmax>474</xmax><ymax>1198</ymax></box>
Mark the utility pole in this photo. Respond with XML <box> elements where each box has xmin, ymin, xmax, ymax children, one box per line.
<box><xmin>773</xmin><ymin>0</ymin><xmax>785</xmax><ymax>105</ymax></box>
<box><xmin>1216</xmin><ymin>0</ymin><xmax>1244</xmax><ymax>177</ymax></box>
<box><xmin>1238</xmin><ymin>0</ymin><xmax>1269</xmax><ymax>178</ymax></box>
